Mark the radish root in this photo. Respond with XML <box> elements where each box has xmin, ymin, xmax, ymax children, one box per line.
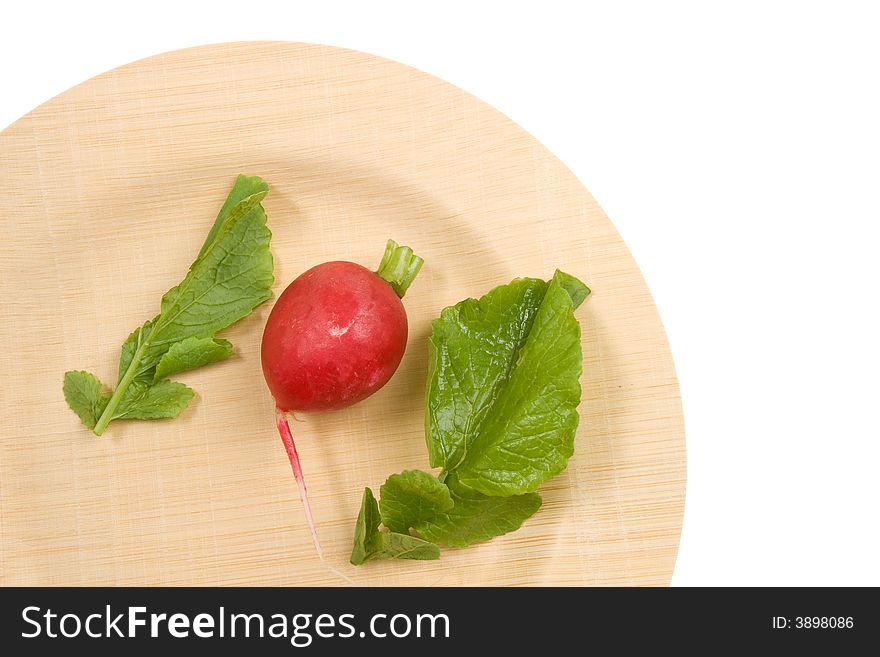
<box><xmin>275</xmin><ymin>407</ymin><xmax>357</xmax><ymax>585</ymax></box>
<box><xmin>275</xmin><ymin>407</ymin><xmax>323</xmax><ymax>561</ymax></box>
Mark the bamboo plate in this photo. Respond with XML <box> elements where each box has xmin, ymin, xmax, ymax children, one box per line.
<box><xmin>0</xmin><ymin>42</ymin><xmax>685</xmax><ymax>586</ymax></box>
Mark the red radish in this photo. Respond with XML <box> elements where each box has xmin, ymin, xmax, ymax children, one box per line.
<box><xmin>262</xmin><ymin>240</ymin><xmax>423</xmax><ymax>558</ymax></box>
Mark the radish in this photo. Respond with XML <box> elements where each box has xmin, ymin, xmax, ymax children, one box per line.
<box><xmin>262</xmin><ymin>240</ymin><xmax>423</xmax><ymax>558</ymax></box>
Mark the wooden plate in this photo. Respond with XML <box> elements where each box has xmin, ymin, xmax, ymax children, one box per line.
<box><xmin>0</xmin><ymin>42</ymin><xmax>685</xmax><ymax>586</ymax></box>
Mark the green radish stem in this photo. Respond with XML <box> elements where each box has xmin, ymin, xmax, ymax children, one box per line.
<box><xmin>376</xmin><ymin>239</ymin><xmax>424</xmax><ymax>298</ymax></box>
<box><xmin>93</xmin><ymin>329</ymin><xmax>150</xmax><ymax>435</ymax></box>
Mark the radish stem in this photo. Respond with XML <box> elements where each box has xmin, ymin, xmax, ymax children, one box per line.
<box><xmin>275</xmin><ymin>406</ymin><xmax>324</xmax><ymax>560</ymax></box>
<box><xmin>375</xmin><ymin>239</ymin><xmax>424</xmax><ymax>298</ymax></box>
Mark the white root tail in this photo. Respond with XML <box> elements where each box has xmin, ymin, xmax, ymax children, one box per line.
<box><xmin>275</xmin><ymin>407</ymin><xmax>324</xmax><ymax>561</ymax></box>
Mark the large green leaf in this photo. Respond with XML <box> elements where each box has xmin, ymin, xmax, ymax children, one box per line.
<box><xmin>426</xmin><ymin>271</ymin><xmax>587</xmax><ymax>496</ymax></box>
<box><xmin>64</xmin><ymin>175</ymin><xmax>275</xmax><ymax>435</ymax></box>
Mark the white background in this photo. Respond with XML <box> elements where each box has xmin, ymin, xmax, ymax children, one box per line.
<box><xmin>2</xmin><ymin>1</ymin><xmax>878</xmax><ymax>586</ymax></box>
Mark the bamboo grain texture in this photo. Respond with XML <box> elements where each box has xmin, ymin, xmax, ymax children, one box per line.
<box><xmin>0</xmin><ymin>42</ymin><xmax>685</xmax><ymax>586</ymax></box>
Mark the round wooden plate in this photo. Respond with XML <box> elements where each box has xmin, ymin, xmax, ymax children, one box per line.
<box><xmin>0</xmin><ymin>42</ymin><xmax>685</xmax><ymax>586</ymax></box>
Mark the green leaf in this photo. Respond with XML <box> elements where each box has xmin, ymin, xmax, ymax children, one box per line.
<box><xmin>553</xmin><ymin>269</ymin><xmax>591</xmax><ymax>309</ymax></box>
<box><xmin>372</xmin><ymin>532</ymin><xmax>440</xmax><ymax>561</ymax></box>
<box><xmin>116</xmin><ymin>177</ymin><xmax>268</xmax><ymax>385</ymax></box>
<box><xmin>425</xmin><ymin>278</ymin><xmax>547</xmax><ymax>472</ymax></box>
<box><xmin>350</xmin><ymin>270</ymin><xmax>587</xmax><ymax>564</ymax></box>
<box><xmin>199</xmin><ymin>174</ymin><xmax>269</xmax><ymax>259</ymax></box>
<box><xmin>379</xmin><ymin>470</ymin><xmax>453</xmax><ymax>534</ymax></box>
<box><xmin>65</xmin><ymin>175</ymin><xmax>275</xmax><ymax>436</ymax></box>
<box><xmin>350</xmin><ymin>488</ymin><xmax>440</xmax><ymax>564</ymax></box>
<box><xmin>118</xmin><ymin>319</ymin><xmax>157</xmax><ymax>384</ymax></box>
<box><xmin>142</xmin><ymin>187</ymin><xmax>272</xmax><ymax>368</ymax></box>
<box><xmin>413</xmin><ymin>476</ymin><xmax>542</xmax><ymax>548</ymax></box>
<box><xmin>63</xmin><ymin>371</ymin><xmax>111</xmax><ymax>430</ymax></box>
<box><xmin>153</xmin><ymin>336</ymin><xmax>233</xmax><ymax>382</ymax></box>
<box><xmin>351</xmin><ymin>488</ymin><xmax>382</xmax><ymax>565</ymax></box>
<box><xmin>426</xmin><ymin>270</ymin><xmax>584</xmax><ymax>496</ymax></box>
<box><xmin>114</xmin><ymin>379</ymin><xmax>195</xmax><ymax>420</ymax></box>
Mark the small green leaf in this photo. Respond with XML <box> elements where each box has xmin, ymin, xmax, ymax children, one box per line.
<box><xmin>379</xmin><ymin>470</ymin><xmax>453</xmax><ymax>534</ymax></box>
<box><xmin>414</xmin><ymin>476</ymin><xmax>542</xmax><ymax>548</ymax></box>
<box><xmin>553</xmin><ymin>269</ymin><xmax>591</xmax><ymax>309</ymax></box>
<box><xmin>351</xmin><ymin>488</ymin><xmax>382</xmax><ymax>565</ymax></box>
<box><xmin>199</xmin><ymin>174</ymin><xmax>269</xmax><ymax>259</ymax></box>
<box><xmin>373</xmin><ymin>532</ymin><xmax>440</xmax><ymax>561</ymax></box>
<box><xmin>153</xmin><ymin>336</ymin><xmax>233</xmax><ymax>382</ymax></box>
<box><xmin>350</xmin><ymin>487</ymin><xmax>440</xmax><ymax>564</ymax></box>
<box><xmin>114</xmin><ymin>379</ymin><xmax>195</xmax><ymax>420</ymax></box>
<box><xmin>63</xmin><ymin>371</ymin><xmax>111</xmax><ymax>430</ymax></box>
